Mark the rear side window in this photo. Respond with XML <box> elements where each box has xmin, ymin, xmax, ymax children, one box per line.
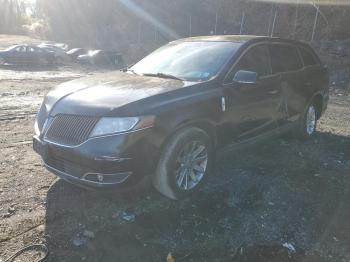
<box><xmin>270</xmin><ymin>44</ymin><xmax>302</xmax><ymax>73</ymax></box>
<box><xmin>227</xmin><ymin>44</ymin><xmax>271</xmax><ymax>81</ymax></box>
<box><xmin>15</xmin><ymin>46</ymin><xmax>26</xmax><ymax>52</ymax></box>
<box><xmin>299</xmin><ymin>47</ymin><xmax>318</xmax><ymax>66</ymax></box>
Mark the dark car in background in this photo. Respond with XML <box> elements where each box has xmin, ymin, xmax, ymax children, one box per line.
<box><xmin>0</xmin><ymin>44</ymin><xmax>56</xmax><ymax>65</ymax></box>
<box><xmin>77</xmin><ymin>50</ymin><xmax>125</xmax><ymax>67</ymax></box>
<box><xmin>66</xmin><ymin>48</ymin><xmax>88</xmax><ymax>61</ymax></box>
<box><xmin>38</xmin><ymin>43</ymin><xmax>70</xmax><ymax>64</ymax></box>
<box><xmin>33</xmin><ymin>35</ymin><xmax>329</xmax><ymax>200</ymax></box>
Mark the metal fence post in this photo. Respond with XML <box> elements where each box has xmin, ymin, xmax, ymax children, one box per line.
<box><xmin>239</xmin><ymin>11</ymin><xmax>245</xmax><ymax>35</ymax></box>
<box><xmin>214</xmin><ymin>10</ymin><xmax>218</xmax><ymax>34</ymax></box>
<box><xmin>267</xmin><ymin>5</ymin><xmax>274</xmax><ymax>36</ymax></box>
<box><xmin>293</xmin><ymin>0</ymin><xmax>299</xmax><ymax>39</ymax></box>
<box><xmin>271</xmin><ymin>10</ymin><xmax>277</xmax><ymax>37</ymax></box>
<box><xmin>311</xmin><ymin>5</ymin><xmax>319</xmax><ymax>42</ymax></box>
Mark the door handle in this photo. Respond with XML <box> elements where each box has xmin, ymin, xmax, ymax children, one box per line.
<box><xmin>305</xmin><ymin>82</ymin><xmax>312</xmax><ymax>87</ymax></box>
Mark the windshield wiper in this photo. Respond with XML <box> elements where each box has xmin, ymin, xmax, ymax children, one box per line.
<box><xmin>142</xmin><ymin>72</ymin><xmax>183</xmax><ymax>81</ymax></box>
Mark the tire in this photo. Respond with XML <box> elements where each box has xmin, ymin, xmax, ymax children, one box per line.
<box><xmin>153</xmin><ymin>127</ymin><xmax>214</xmax><ymax>200</ymax></box>
<box><xmin>296</xmin><ymin>102</ymin><xmax>317</xmax><ymax>139</ymax></box>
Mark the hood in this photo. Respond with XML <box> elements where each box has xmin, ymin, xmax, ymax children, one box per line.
<box><xmin>45</xmin><ymin>71</ymin><xmax>194</xmax><ymax>117</ymax></box>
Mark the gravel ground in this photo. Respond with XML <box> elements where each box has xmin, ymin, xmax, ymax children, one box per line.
<box><xmin>0</xmin><ymin>64</ymin><xmax>349</xmax><ymax>262</ymax></box>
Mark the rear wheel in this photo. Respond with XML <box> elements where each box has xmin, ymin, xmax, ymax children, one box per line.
<box><xmin>153</xmin><ymin>127</ymin><xmax>214</xmax><ymax>200</ymax></box>
<box><xmin>296</xmin><ymin>103</ymin><xmax>317</xmax><ymax>139</ymax></box>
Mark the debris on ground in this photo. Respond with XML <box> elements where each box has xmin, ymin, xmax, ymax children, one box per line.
<box><xmin>282</xmin><ymin>242</ymin><xmax>296</xmax><ymax>254</ymax></box>
<box><xmin>167</xmin><ymin>253</ymin><xmax>175</xmax><ymax>262</ymax></box>
<box><xmin>72</xmin><ymin>236</ymin><xmax>87</xmax><ymax>248</ymax></box>
<box><xmin>82</xmin><ymin>230</ymin><xmax>95</xmax><ymax>239</ymax></box>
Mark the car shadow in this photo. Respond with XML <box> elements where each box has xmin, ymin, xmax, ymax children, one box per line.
<box><xmin>44</xmin><ymin>132</ymin><xmax>350</xmax><ymax>262</ymax></box>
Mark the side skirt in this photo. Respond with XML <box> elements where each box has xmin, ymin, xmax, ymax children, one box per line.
<box><xmin>217</xmin><ymin>122</ymin><xmax>298</xmax><ymax>159</ymax></box>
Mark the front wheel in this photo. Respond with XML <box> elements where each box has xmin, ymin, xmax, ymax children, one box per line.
<box><xmin>296</xmin><ymin>103</ymin><xmax>317</xmax><ymax>139</ymax></box>
<box><xmin>153</xmin><ymin>127</ymin><xmax>214</xmax><ymax>200</ymax></box>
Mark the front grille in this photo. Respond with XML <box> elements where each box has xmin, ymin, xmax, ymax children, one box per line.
<box><xmin>45</xmin><ymin>114</ymin><xmax>99</xmax><ymax>146</ymax></box>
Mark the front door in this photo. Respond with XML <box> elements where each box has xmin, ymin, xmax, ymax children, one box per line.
<box><xmin>220</xmin><ymin>44</ymin><xmax>281</xmax><ymax>142</ymax></box>
<box><xmin>9</xmin><ymin>46</ymin><xmax>26</xmax><ymax>64</ymax></box>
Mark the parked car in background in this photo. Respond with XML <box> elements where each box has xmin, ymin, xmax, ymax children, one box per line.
<box><xmin>0</xmin><ymin>44</ymin><xmax>56</xmax><ymax>66</ymax></box>
<box><xmin>33</xmin><ymin>35</ymin><xmax>329</xmax><ymax>200</ymax></box>
<box><xmin>66</xmin><ymin>48</ymin><xmax>88</xmax><ymax>61</ymax></box>
<box><xmin>38</xmin><ymin>43</ymin><xmax>70</xmax><ymax>64</ymax></box>
<box><xmin>77</xmin><ymin>50</ymin><xmax>125</xmax><ymax>67</ymax></box>
<box><xmin>53</xmin><ymin>43</ymin><xmax>69</xmax><ymax>50</ymax></box>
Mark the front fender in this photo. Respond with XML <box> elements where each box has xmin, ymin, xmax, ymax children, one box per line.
<box><xmin>151</xmin><ymin>88</ymin><xmax>223</xmax><ymax>150</ymax></box>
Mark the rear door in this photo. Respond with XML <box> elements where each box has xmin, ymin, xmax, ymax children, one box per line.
<box><xmin>221</xmin><ymin>43</ymin><xmax>282</xmax><ymax>142</ymax></box>
<box><xmin>26</xmin><ymin>46</ymin><xmax>42</xmax><ymax>64</ymax></box>
<box><xmin>298</xmin><ymin>46</ymin><xmax>329</xmax><ymax>106</ymax></box>
<box><xmin>269</xmin><ymin>43</ymin><xmax>304</xmax><ymax>125</ymax></box>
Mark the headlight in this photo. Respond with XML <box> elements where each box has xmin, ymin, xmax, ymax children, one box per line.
<box><xmin>89</xmin><ymin>117</ymin><xmax>140</xmax><ymax>137</ymax></box>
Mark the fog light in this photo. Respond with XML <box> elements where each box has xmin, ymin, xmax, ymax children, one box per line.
<box><xmin>97</xmin><ymin>174</ymin><xmax>104</xmax><ymax>182</ymax></box>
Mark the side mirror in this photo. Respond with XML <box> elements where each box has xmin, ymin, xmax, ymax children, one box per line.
<box><xmin>233</xmin><ymin>70</ymin><xmax>258</xmax><ymax>84</ymax></box>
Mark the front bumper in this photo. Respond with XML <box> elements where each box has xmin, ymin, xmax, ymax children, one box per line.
<box><xmin>33</xmin><ymin>128</ymin><xmax>160</xmax><ymax>189</ymax></box>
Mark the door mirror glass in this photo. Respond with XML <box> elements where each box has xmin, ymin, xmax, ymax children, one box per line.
<box><xmin>233</xmin><ymin>70</ymin><xmax>257</xmax><ymax>84</ymax></box>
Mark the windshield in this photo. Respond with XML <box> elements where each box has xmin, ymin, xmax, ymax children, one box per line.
<box><xmin>131</xmin><ymin>41</ymin><xmax>241</xmax><ymax>81</ymax></box>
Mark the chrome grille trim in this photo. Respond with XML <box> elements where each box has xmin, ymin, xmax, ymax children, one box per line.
<box><xmin>44</xmin><ymin>114</ymin><xmax>99</xmax><ymax>146</ymax></box>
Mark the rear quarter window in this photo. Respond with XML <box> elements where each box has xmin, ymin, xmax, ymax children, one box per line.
<box><xmin>299</xmin><ymin>47</ymin><xmax>319</xmax><ymax>66</ymax></box>
<box><xmin>270</xmin><ymin>44</ymin><xmax>303</xmax><ymax>73</ymax></box>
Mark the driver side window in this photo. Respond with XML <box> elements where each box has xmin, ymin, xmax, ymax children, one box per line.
<box><xmin>226</xmin><ymin>44</ymin><xmax>271</xmax><ymax>83</ymax></box>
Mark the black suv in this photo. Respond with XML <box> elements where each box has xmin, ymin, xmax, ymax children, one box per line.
<box><xmin>33</xmin><ymin>35</ymin><xmax>329</xmax><ymax>200</ymax></box>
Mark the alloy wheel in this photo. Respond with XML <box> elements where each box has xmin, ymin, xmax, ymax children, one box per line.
<box><xmin>175</xmin><ymin>140</ymin><xmax>208</xmax><ymax>190</ymax></box>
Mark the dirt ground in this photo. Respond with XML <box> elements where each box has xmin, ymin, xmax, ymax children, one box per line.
<box><xmin>0</xmin><ymin>45</ymin><xmax>350</xmax><ymax>262</ymax></box>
